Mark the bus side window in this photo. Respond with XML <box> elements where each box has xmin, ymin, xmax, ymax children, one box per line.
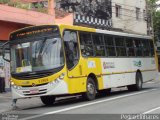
<box><xmin>149</xmin><ymin>40</ymin><xmax>155</xmax><ymax>56</ymax></box>
<box><xmin>142</xmin><ymin>39</ymin><xmax>150</xmax><ymax>57</ymax></box>
<box><xmin>63</xmin><ymin>30</ymin><xmax>79</xmax><ymax>70</ymax></box>
<box><xmin>92</xmin><ymin>34</ymin><xmax>105</xmax><ymax>57</ymax></box>
<box><xmin>134</xmin><ymin>39</ymin><xmax>143</xmax><ymax>57</ymax></box>
<box><xmin>79</xmin><ymin>32</ymin><xmax>93</xmax><ymax>57</ymax></box>
<box><xmin>115</xmin><ymin>37</ymin><xmax>127</xmax><ymax>56</ymax></box>
<box><xmin>104</xmin><ymin>35</ymin><xmax>116</xmax><ymax>57</ymax></box>
<box><xmin>126</xmin><ymin>38</ymin><xmax>136</xmax><ymax>57</ymax></box>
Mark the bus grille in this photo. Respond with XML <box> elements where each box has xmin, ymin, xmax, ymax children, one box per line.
<box><xmin>21</xmin><ymin>83</ymin><xmax>48</xmax><ymax>87</ymax></box>
<box><xmin>11</xmin><ymin>66</ymin><xmax>63</xmax><ymax>80</ymax></box>
<box><xmin>11</xmin><ymin>72</ymin><xmax>53</xmax><ymax>80</ymax></box>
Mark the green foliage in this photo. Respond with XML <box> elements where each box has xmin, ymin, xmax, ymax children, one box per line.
<box><xmin>0</xmin><ymin>0</ymin><xmax>47</xmax><ymax>13</ymax></box>
<box><xmin>36</xmin><ymin>8</ymin><xmax>47</xmax><ymax>13</ymax></box>
<box><xmin>148</xmin><ymin>0</ymin><xmax>158</xmax><ymax>5</ymax></box>
<box><xmin>0</xmin><ymin>0</ymin><xmax>10</xmax><ymax>4</ymax></box>
<box><xmin>148</xmin><ymin>0</ymin><xmax>160</xmax><ymax>40</ymax></box>
<box><xmin>33</xmin><ymin>2</ymin><xmax>47</xmax><ymax>13</ymax></box>
<box><xmin>34</xmin><ymin>2</ymin><xmax>43</xmax><ymax>9</ymax></box>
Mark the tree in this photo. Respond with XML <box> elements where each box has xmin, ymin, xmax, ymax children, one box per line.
<box><xmin>147</xmin><ymin>0</ymin><xmax>160</xmax><ymax>41</ymax></box>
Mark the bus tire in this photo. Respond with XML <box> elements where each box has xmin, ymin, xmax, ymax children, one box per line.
<box><xmin>127</xmin><ymin>72</ymin><xmax>143</xmax><ymax>91</ymax></box>
<box><xmin>82</xmin><ymin>77</ymin><xmax>96</xmax><ymax>101</ymax></box>
<box><xmin>135</xmin><ymin>72</ymin><xmax>143</xmax><ymax>91</ymax></box>
<box><xmin>40</xmin><ymin>96</ymin><xmax>55</xmax><ymax>106</ymax></box>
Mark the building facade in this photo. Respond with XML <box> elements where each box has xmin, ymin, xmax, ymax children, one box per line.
<box><xmin>112</xmin><ymin>0</ymin><xmax>147</xmax><ymax>35</ymax></box>
<box><xmin>53</xmin><ymin>0</ymin><xmax>148</xmax><ymax>35</ymax></box>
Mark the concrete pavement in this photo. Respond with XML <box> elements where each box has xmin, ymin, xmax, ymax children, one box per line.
<box><xmin>0</xmin><ymin>72</ymin><xmax>159</xmax><ymax>114</ymax></box>
<box><xmin>0</xmin><ymin>92</ymin><xmax>12</xmax><ymax>113</ymax></box>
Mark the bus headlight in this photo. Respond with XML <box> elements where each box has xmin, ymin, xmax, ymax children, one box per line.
<box><xmin>11</xmin><ymin>83</ymin><xmax>22</xmax><ymax>90</ymax></box>
<box><xmin>11</xmin><ymin>82</ymin><xmax>14</xmax><ymax>85</ymax></box>
<box><xmin>59</xmin><ymin>73</ymin><xmax>65</xmax><ymax>80</ymax></box>
<box><xmin>48</xmin><ymin>73</ymin><xmax>65</xmax><ymax>87</ymax></box>
<box><xmin>48</xmin><ymin>78</ymin><xmax>60</xmax><ymax>87</ymax></box>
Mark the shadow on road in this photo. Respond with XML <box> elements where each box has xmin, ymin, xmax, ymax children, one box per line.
<box><xmin>22</xmin><ymin>87</ymin><xmax>155</xmax><ymax>111</ymax></box>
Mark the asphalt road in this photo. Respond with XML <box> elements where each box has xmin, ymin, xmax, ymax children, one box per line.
<box><xmin>1</xmin><ymin>80</ymin><xmax>160</xmax><ymax>120</ymax></box>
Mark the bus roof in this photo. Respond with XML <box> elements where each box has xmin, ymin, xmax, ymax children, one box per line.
<box><xmin>10</xmin><ymin>24</ymin><xmax>152</xmax><ymax>40</ymax></box>
<box><xmin>59</xmin><ymin>24</ymin><xmax>152</xmax><ymax>40</ymax></box>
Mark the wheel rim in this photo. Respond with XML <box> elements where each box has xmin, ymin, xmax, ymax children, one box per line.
<box><xmin>87</xmin><ymin>82</ymin><xmax>95</xmax><ymax>95</ymax></box>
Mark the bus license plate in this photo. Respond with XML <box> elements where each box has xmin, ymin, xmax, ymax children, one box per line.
<box><xmin>30</xmin><ymin>89</ymin><xmax>39</xmax><ymax>94</ymax></box>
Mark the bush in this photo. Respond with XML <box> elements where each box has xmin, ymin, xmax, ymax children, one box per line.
<box><xmin>7</xmin><ymin>0</ymin><xmax>31</xmax><ymax>10</ymax></box>
<box><xmin>0</xmin><ymin>0</ymin><xmax>10</xmax><ymax>4</ymax></box>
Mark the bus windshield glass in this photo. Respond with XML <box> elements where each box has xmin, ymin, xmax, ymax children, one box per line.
<box><xmin>10</xmin><ymin>26</ymin><xmax>64</xmax><ymax>74</ymax></box>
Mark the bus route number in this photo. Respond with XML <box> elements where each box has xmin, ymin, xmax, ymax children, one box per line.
<box><xmin>38</xmin><ymin>78</ymin><xmax>49</xmax><ymax>84</ymax></box>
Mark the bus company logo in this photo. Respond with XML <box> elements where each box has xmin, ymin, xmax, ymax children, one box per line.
<box><xmin>133</xmin><ymin>61</ymin><xmax>142</xmax><ymax>67</ymax></box>
<box><xmin>103</xmin><ymin>62</ymin><xmax>115</xmax><ymax>69</ymax></box>
<box><xmin>32</xmin><ymin>83</ymin><xmax>36</xmax><ymax>87</ymax></box>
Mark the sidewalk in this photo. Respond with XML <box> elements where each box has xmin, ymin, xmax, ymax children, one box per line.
<box><xmin>0</xmin><ymin>91</ymin><xmax>12</xmax><ymax>113</ymax></box>
<box><xmin>0</xmin><ymin>91</ymin><xmax>43</xmax><ymax>113</ymax></box>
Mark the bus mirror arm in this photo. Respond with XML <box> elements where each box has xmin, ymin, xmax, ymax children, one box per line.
<box><xmin>2</xmin><ymin>41</ymin><xmax>10</xmax><ymax>62</ymax></box>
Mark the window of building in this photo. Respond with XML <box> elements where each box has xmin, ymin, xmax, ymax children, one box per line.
<box><xmin>143</xmin><ymin>9</ymin><xmax>147</xmax><ymax>21</ymax></box>
<box><xmin>136</xmin><ymin>7</ymin><xmax>140</xmax><ymax>20</ymax></box>
<box><xmin>115</xmin><ymin>5</ymin><xmax>122</xmax><ymax>18</ymax></box>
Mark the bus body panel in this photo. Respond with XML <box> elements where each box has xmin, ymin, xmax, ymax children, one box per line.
<box><xmin>101</xmin><ymin>58</ymin><xmax>156</xmax><ymax>88</ymax></box>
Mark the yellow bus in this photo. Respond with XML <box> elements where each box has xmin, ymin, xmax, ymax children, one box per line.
<box><xmin>3</xmin><ymin>24</ymin><xmax>157</xmax><ymax>106</ymax></box>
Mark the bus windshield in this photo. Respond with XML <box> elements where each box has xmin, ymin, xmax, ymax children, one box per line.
<box><xmin>11</xmin><ymin>36</ymin><xmax>64</xmax><ymax>74</ymax></box>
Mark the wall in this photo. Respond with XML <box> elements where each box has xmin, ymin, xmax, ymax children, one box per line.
<box><xmin>112</xmin><ymin>0</ymin><xmax>147</xmax><ymax>35</ymax></box>
<box><xmin>0</xmin><ymin>4</ymin><xmax>55</xmax><ymax>40</ymax></box>
<box><xmin>0</xmin><ymin>4</ymin><xmax>54</xmax><ymax>25</ymax></box>
<box><xmin>0</xmin><ymin>21</ymin><xmax>28</xmax><ymax>40</ymax></box>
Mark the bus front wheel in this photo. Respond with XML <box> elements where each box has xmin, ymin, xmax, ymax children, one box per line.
<box><xmin>40</xmin><ymin>96</ymin><xmax>55</xmax><ymax>106</ymax></box>
<box><xmin>82</xmin><ymin>77</ymin><xmax>96</xmax><ymax>101</ymax></box>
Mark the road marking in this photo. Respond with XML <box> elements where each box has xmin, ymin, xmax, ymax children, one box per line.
<box><xmin>143</xmin><ymin>106</ymin><xmax>160</xmax><ymax>114</ymax></box>
<box><xmin>146</xmin><ymin>82</ymin><xmax>155</xmax><ymax>84</ymax></box>
<box><xmin>20</xmin><ymin>89</ymin><xmax>157</xmax><ymax>120</ymax></box>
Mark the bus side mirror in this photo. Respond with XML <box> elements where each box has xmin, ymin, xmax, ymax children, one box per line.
<box><xmin>2</xmin><ymin>41</ymin><xmax>10</xmax><ymax>62</ymax></box>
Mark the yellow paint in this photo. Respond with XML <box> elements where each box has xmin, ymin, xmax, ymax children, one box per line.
<box><xmin>58</xmin><ymin>25</ymin><xmax>102</xmax><ymax>93</ymax></box>
<box><xmin>11</xmin><ymin>24</ymin><xmax>101</xmax><ymax>95</ymax></box>
<box><xmin>154</xmin><ymin>51</ymin><xmax>159</xmax><ymax>71</ymax></box>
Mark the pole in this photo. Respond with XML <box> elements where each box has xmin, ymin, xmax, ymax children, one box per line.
<box><xmin>48</xmin><ymin>0</ymin><xmax>54</xmax><ymax>15</ymax></box>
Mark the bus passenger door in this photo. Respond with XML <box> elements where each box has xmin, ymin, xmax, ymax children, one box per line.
<box><xmin>63</xmin><ymin>30</ymin><xmax>81</xmax><ymax>78</ymax></box>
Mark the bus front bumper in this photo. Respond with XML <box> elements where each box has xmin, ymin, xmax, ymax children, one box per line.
<box><xmin>11</xmin><ymin>79</ymin><xmax>69</xmax><ymax>99</ymax></box>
